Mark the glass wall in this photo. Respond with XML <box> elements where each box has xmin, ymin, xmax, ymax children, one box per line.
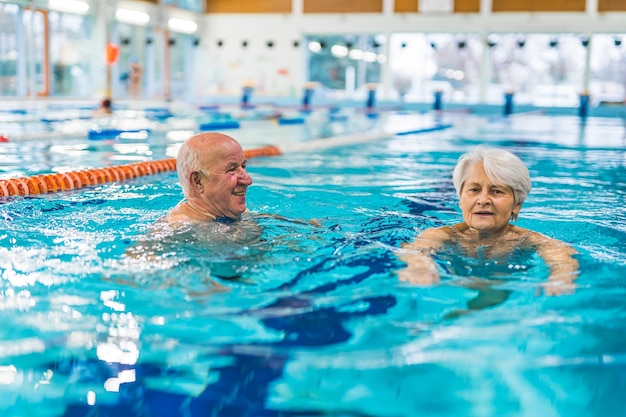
<box><xmin>22</xmin><ymin>8</ymin><xmax>47</xmax><ymax>96</ymax></box>
<box><xmin>589</xmin><ymin>34</ymin><xmax>625</xmax><ymax>105</ymax></box>
<box><xmin>49</xmin><ymin>10</ymin><xmax>92</xmax><ymax>97</ymax></box>
<box><xmin>162</xmin><ymin>0</ymin><xmax>203</xmax><ymax>13</ymax></box>
<box><xmin>115</xmin><ymin>23</ymin><xmax>150</xmax><ymax>99</ymax></box>
<box><xmin>488</xmin><ymin>33</ymin><xmax>587</xmax><ymax>107</ymax></box>
<box><xmin>0</xmin><ymin>3</ymin><xmax>20</xmax><ymax>96</ymax></box>
<box><xmin>1</xmin><ymin>3</ymin><xmax>91</xmax><ymax>98</ymax></box>
<box><xmin>389</xmin><ymin>33</ymin><xmax>483</xmax><ymax>103</ymax></box>
<box><xmin>0</xmin><ymin>1</ymin><xmax>200</xmax><ymax>100</ymax></box>
<box><xmin>305</xmin><ymin>34</ymin><xmax>385</xmax><ymax>100</ymax></box>
<box><xmin>168</xmin><ymin>32</ymin><xmax>197</xmax><ymax>101</ymax></box>
<box><xmin>302</xmin><ymin>31</ymin><xmax>621</xmax><ymax>108</ymax></box>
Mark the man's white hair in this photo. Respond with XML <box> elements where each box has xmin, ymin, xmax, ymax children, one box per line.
<box><xmin>176</xmin><ymin>137</ymin><xmax>203</xmax><ymax>197</ymax></box>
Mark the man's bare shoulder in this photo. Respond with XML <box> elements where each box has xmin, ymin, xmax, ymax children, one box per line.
<box><xmin>164</xmin><ymin>201</ymin><xmax>204</xmax><ymax>225</ymax></box>
<box><xmin>164</xmin><ymin>210</ymin><xmax>194</xmax><ymax>225</ymax></box>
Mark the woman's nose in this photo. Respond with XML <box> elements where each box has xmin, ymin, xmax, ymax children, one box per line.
<box><xmin>476</xmin><ymin>190</ymin><xmax>490</xmax><ymax>204</ymax></box>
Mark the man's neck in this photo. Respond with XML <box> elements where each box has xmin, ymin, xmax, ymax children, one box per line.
<box><xmin>185</xmin><ymin>200</ymin><xmax>217</xmax><ymax>221</ymax></box>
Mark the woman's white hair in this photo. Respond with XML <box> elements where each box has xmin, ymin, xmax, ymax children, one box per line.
<box><xmin>452</xmin><ymin>145</ymin><xmax>531</xmax><ymax>221</ymax></box>
<box><xmin>176</xmin><ymin>139</ymin><xmax>201</xmax><ymax>197</ymax></box>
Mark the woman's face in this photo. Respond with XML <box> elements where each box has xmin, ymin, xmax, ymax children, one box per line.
<box><xmin>459</xmin><ymin>162</ymin><xmax>520</xmax><ymax>236</ymax></box>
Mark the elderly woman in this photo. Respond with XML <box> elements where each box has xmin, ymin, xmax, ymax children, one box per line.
<box><xmin>398</xmin><ymin>145</ymin><xmax>579</xmax><ymax>296</ymax></box>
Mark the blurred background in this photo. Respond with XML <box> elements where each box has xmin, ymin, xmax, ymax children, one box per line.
<box><xmin>0</xmin><ymin>0</ymin><xmax>624</xmax><ymax>109</ymax></box>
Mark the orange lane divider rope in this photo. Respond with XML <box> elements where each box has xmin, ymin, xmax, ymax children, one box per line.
<box><xmin>0</xmin><ymin>145</ymin><xmax>282</xmax><ymax>197</ymax></box>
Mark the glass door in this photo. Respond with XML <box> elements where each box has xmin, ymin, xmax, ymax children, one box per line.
<box><xmin>0</xmin><ymin>3</ymin><xmax>21</xmax><ymax>96</ymax></box>
<box><xmin>23</xmin><ymin>7</ymin><xmax>49</xmax><ymax>96</ymax></box>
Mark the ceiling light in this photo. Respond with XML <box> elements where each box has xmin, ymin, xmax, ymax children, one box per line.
<box><xmin>308</xmin><ymin>41</ymin><xmax>322</xmax><ymax>53</ymax></box>
<box><xmin>116</xmin><ymin>9</ymin><xmax>150</xmax><ymax>25</ymax></box>
<box><xmin>363</xmin><ymin>52</ymin><xmax>377</xmax><ymax>62</ymax></box>
<box><xmin>48</xmin><ymin>0</ymin><xmax>89</xmax><ymax>15</ymax></box>
<box><xmin>331</xmin><ymin>45</ymin><xmax>348</xmax><ymax>57</ymax></box>
<box><xmin>348</xmin><ymin>49</ymin><xmax>363</xmax><ymax>60</ymax></box>
<box><xmin>168</xmin><ymin>18</ymin><xmax>197</xmax><ymax>34</ymax></box>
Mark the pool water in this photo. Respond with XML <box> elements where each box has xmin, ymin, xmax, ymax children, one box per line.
<box><xmin>0</xmin><ymin>111</ymin><xmax>625</xmax><ymax>416</ymax></box>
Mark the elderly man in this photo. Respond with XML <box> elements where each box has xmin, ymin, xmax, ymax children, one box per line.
<box><xmin>166</xmin><ymin>132</ymin><xmax>253</xmax><ymax>224</ymax></box>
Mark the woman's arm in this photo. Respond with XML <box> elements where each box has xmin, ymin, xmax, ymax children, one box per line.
<box><xmin>397</xmin><ymin>227</ymin><xmax>448</xmax><ymax>285</ymax></box>
<box><xmin>533</xmin><ymin>233</ymin><xmax>579</xmax><ymax>295</ymax></box>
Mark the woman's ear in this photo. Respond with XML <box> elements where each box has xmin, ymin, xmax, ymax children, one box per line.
<box><xmin>511</xmin><ymin>202</ymin><xmax>522</xmax><ymax>220</ymax></box>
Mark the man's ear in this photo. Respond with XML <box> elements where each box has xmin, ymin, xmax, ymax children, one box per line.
<box><xmin>189</xmin><ymin>171</ymin><xmax>202</xmax><ymax>191</ymax></box>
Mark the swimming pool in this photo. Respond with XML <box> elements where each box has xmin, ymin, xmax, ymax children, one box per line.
<box><xmin>0</xmin><ymin>110</ymin><xmax>625</xmax><ymax>416</ymax></box>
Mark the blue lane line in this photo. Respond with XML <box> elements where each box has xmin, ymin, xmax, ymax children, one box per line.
<box><xmin>0</xmin><ymin>109</ymin><xmax>27</xmax><ymax>115</ymax></box>
<box><xmin>395</xmin><ymin>123</ymin><xmax>454</xmax><ymax>135</ymax></box>
<box><xmin>198</xmin><ymin>120</ymin><xmax>241</xmax><ymax>130</ymax></box>
<box><xmin>88</xmin><ymin>128</ymin><xmax>151</xmax><ymax>140</ymax></box>
<box><xmin>277</xmin><ymin>117</ymin><xmax>305</xmax><ymax>125</ymax></box>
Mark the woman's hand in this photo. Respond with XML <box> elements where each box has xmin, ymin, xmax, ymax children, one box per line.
<box><xmin>398</xmin><ymin>265</ymin><xmax>440</xmax><ymax>285</ymax></box>
<box><xmin>533</xmin><ymin>233</ymin><xmax>580</xmax><ymax>296</ymax></box>
<box><xmin>397</xmin><ymin>228</ymin><xmax>448</xmax><ymax>286</ymax></box>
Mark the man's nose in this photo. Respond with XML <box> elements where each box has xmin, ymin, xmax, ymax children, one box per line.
<box><xmin>240</xmin><ymin>170</ymin><xmax>252</xmax><ymax>185</ymax></box>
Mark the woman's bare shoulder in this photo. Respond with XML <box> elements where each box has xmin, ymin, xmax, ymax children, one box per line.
<box><xmin>419</xmin><ymin>226</ymin><xmax>454</xmax><ymax>240</ymax></box>
<box><xmin>519</xmin><ymin>228</ymin><xmax>557</xmax><ymax>245</ymax></box>
<box><xmin>516</xmin><ymin>228</ymin><xmax>577</xmax><ymax>253</ymax></box>
<box><xmin>402</xmin><ymin>225</ymin><xmax>454</xmax><ymax>250</ymax></box>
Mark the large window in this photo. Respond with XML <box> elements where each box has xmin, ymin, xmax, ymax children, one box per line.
<box><xmin>162</xmin><ymin>0</ymin><xmax>203</xmax><ymax>13</ymax></box>
<box><xmin>589</xmin><ymin>34</ymin><xmax>625</xmax><ymax>105</ymax></box>
<box><xmin>306</xmin><ymin>34</ymin><xmax>385</xmax><ymax>100</ymax></box>
<box><xmin>26</xmin><ymin>9</ymin><xmax>47</xmax><ymax>96</ymax></box>
<box><xmin>115</xmin><ymin>23</ymin><xmax>150</xmax><ymax>99</ymax></box>
<box><xmin>1</xmin><ymin>4</ymin><xmax>92</xmax><ymax>98</ymax></box>
<box><xmin>389</xmin><ymin>33</ymin><xmax>483</xmax><ymax>103</ymax></box>
<box><xmin>168</xmin><ymin>32</ymin><xmax>197</xmax><ymax>101</ymax></box>
<box><xmin>49</xmin><ymin>10</ymin><xmax>92</xmax><ymax>97</ymax></box>
<box><xmin>0</xmin><ymin>3</ymin><xmax>20</xmax><ymax>96</ymax></box>
<box><xmin>488</xmin><ymin>33</ymin><xmax>587</xmax><ymax>106</ymax></box>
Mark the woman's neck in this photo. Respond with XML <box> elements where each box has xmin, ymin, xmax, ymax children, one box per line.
<box><xmin>458</xmin><ymin>222</ymin><xmax>514</xmax><ymax>242</ymax></box>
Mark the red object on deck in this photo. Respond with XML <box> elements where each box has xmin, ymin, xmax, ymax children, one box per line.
<box><xmin>104</xmin><ymin>43</ymin><xmax>120</xmax><ymax>65</ymax></box>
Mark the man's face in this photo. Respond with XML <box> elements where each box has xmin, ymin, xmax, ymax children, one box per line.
<box><xmin>199</xmin><ymin>140</ymin><xmax>252</xmax><ymax>219</ymax></box>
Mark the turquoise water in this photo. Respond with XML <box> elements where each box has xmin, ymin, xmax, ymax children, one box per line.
<box><xmin>0</xmin><ymin>111</ymin><xmax>625</xmax><ymax>416</ymax></box>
